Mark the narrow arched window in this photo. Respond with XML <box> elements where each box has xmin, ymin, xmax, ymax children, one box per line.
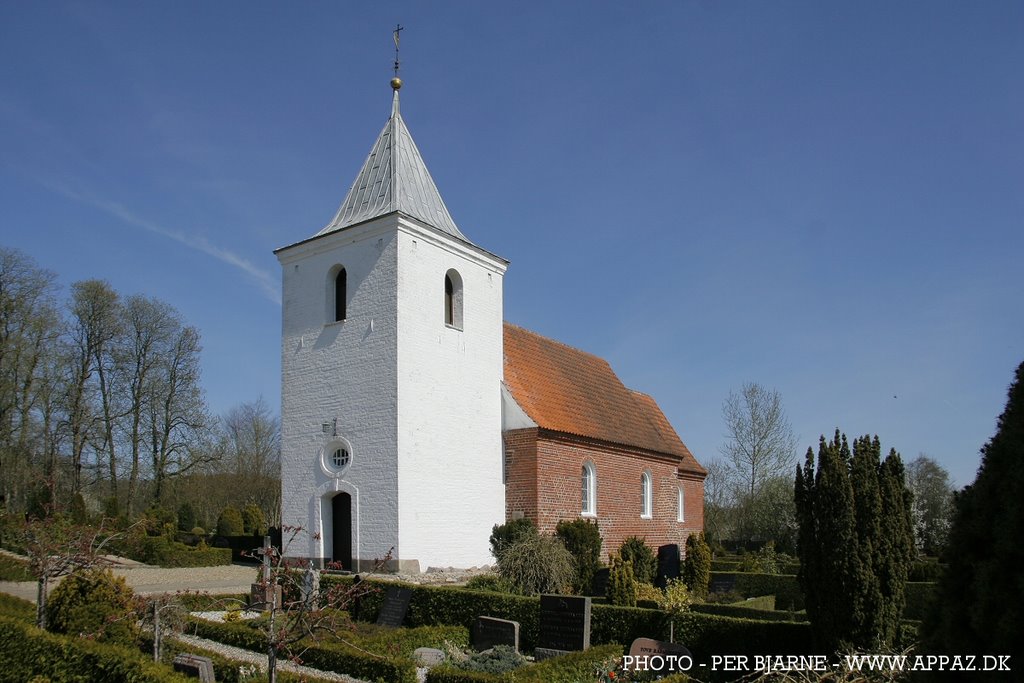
<box><xmin>334</xmin><ymin>268</ymin><xmax>347</xmax><ymax>321</ymax></box>
<box><xmin>443</xmin><ymin>269</ymin><xmax>463</xmax><ymax>329</ymax></box>
<box><xmin>677</xmin><ymin>485</ymin><xmax>685</xmax><ymax>522</ymax></box>
<box><xmin>581</xmin><ymin>462</ymin><xmax>596</xmax><ymax>516</ymax></box>
<box><xmin>641</xmin><ymin>471</ymin><xmax>652</xmax><ymax>519</ymax></box>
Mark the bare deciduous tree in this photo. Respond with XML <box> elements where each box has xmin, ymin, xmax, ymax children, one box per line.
<box><xmin>721</xmin><ymin>382</ymin><xmax>799</xmax><ymax>499</ymax></box>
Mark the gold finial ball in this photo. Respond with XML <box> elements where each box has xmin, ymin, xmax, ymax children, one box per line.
<box><xmin>391</xmin><ymin>77</ymin><xmax>403</xmax><ymax>90</ymax></box>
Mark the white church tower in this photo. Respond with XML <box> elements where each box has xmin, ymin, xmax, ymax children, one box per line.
<box><xmin>275</xmin><ymin>78</ymin><xmax>508</xmax><ymax>572</ymax></box>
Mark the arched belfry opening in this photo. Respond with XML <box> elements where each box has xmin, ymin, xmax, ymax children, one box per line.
<box><xmin>331</xmin><ymin>492</ymin><xmax>352</xmax><ymax>569</ymax></box>
<box><xmin>444</xmin><ymin>268</ymin><xmax>463</xmax><ymax>329</ymax></box>
<box><xmin>333</xmin><ymin>267</ymin><xmax>347</xmax><ymax>322</ymax></box>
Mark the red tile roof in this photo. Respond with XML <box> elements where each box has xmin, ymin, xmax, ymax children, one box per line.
<box><xmin>503</xmin><ymin>323</ymin><xmax>704</xmax><ymax>474</ymax></box>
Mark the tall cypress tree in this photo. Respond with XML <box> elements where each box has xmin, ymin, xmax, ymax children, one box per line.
<box><xmin>795</xmin><ymin>430</ymin><xmax>914</xmax><ymax>652</ymax></box>
<box><xmin>923</xmin><ymin>361</ymin><xmax>1024</xmax><ymax>656</ymax></box>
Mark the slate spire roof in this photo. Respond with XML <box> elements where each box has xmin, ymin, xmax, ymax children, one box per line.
<box><xmin>317</xmin><ymin>87</ymin><xmax>468</xmax><ymax>242</ymax></box>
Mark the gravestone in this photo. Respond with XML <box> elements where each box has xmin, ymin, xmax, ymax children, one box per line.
<box><xmin>536</xmin><ymin>594</ymin><xmax>590</xmax><ymax>660</ymax></box>
<box><xmin>376</xmin><ymin>586</ymin><xmax>413</xmax><ymax>627</ymax></box>
<box><xmin>300</xmin><ymin>561</ymin><xmax>321</xmax><ymax>606</ymax></box>
<box><xmin>414</xmin><ymin>647</ymin><xmax>446</xmax><ymax>667</ymax></box>
<box><xmin>626</xmin><ymin>637</ymin><xmax>693</xmax><ymax>674</ymax></box>
<box><xmin>172</xmin><ymin>653</ymin><xmax>216</xmax><ymax>681</ymax></box>
<box><xmin>709</xmin><ymin>573</ymin><xmax>737</xmax><ymax>594</ymax></box>
<box><xmin>655</xmin><ymin>544</ymin><xmax>680</xmax><ymax>589</ymax></box>
<box><xmin>472</xmin><ymin>616</ymin><xmax>520</xmax><ymax>652</ymax></box>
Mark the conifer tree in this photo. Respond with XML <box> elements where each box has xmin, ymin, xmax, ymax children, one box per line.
<box><xmin>795</xmin><ymin>430</ymin><xmax>913</xmax><ymax>652</ymax></box>
<box><xmin>682</xmin><ymin>532</ymin><xmax>711</xmax><ymax>597</ymax></box>
<box><xmin>606</xmin><ymin>552</ymin><xmax>637</xmax><ymax>607</ymax></box>
<box><xmin>923</xmin><ymin>361</ymin><xmax>1024</xmax><ymax>656</ymax></box>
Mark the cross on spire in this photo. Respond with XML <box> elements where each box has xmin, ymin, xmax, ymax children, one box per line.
<box><xmin>393</xmin><ymin>24</ymin><xmax>404</xmax><ymax>79</ymax></box>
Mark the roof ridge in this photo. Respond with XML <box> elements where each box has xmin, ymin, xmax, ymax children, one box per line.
<box><xmin>503</xmin><ymin>322</ymin><xmax>612</xmax><ymax>367</ymax></box>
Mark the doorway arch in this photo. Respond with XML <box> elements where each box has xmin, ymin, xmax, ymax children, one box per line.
<box><xmin>331</xmin><ymin>492</ymin><xmax>352</xmax><ymax>570</ymax></box>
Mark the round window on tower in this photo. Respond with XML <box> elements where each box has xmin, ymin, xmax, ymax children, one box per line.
<box><xmin>321</xmin><ymin>437</ymin><xmax>353</xmax><ymax>477</ymax></box>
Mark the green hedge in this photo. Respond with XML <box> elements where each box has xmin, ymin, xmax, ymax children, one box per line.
<box><xmin>326</xmin><ymin>577</ymin><xmax>815</xmax><ymax>660</ymax></box>
<box><xmin>0</xmin><ymin>553</ymin><xmax>31</xmax><ymax>581</ymax></box>
<box><xmin>188</xmin><ymin>616</ymin><xmax>419</xmax><ymax>683</ymax></box>
<box><xmin>0</xmin><ymin>615</ymin><xmax>189</xmax><ymax>682</ymax></box>
<box><xmin>140</xmin><ymin>536</ymin><xmax>233</xmax><ymax>567</ymax></box>
<box><xmin>0</xmin><ymin>593</ymin><xmax>35</xmax><ymax>622</ymax></box>
<box><xmin>692</xmin><ymin>602</ymin><xmax>805</xmax><ymax>623</ymax></box>
<box><xmin>710</xmin><ymin>572</ymin><xmax>805</xmax><ymax>611</ymax></box>
<box><xmin>426</xmin><ymin>644</ymin><xmax>624</xmax><ymax>683</ymax></box>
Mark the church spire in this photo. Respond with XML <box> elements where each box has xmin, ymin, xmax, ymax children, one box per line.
<box><xmin>317</xmin><ymin>29</ymin><xmax>468</xmax><ymax>242</ymax></box>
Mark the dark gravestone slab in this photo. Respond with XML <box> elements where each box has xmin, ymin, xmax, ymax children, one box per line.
<box><xmin>626</xmin><ymin>637</ymin><xmax>693</xmax><ymax>673</ymax></box>
<box><xmin>538</xmin><ymin>594</ymin><xmax>591</xmax><ymax>656</ymax></box>
<box><xmin>472</xmin><ymin>616</ymin><xmax>520</xmax><ymax>652</ymax></box>
<box><xmin>376</xmin><ymin>586</ymin><xmax>413</xmax><ymax>627</ymax></box>
<box><xmin>656</xmin><ymin>544</ymin><xmax>681</xmax><ymax>589</ymax></box>
<box><xmin>590</xmin><ymin>567</ymin><xmax>610</xmax><ymax>597</ymax></box>
<box><xmin>173</xmin><ymin>653</ymin><xmax>216</xmax><ymax>681</ymax></box>
<box><xmin>709</xmin><ymin>573</ymin><xmax>737</xmax><ymax>594</ymax></box>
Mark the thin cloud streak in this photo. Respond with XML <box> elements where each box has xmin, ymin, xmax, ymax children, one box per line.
<box><xmin>44</xmin><ymin>181</ymin><xmax>281</xmax><ymax>305</ymax></box>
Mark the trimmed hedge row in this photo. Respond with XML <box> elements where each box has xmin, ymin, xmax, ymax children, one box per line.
<box><xmin>139</xmin><ymin>536</ymin><xmax>233</xmax><ymax>567</ymax></box>
<box><xmin>692</xmin><ymin>602</ymin><xmax>805</xmax><ymax>623</ymax></box>
<box><xmin>0</xmin><ymin>615</ymin><xmax>189</xmax><ymax>682</ymax></box>
<box><xmin>426</xmin><ymin>644</ymin><xmax>625</xmax><ymax>683</ymax></box>
<box><xmin>0</xmin><ymin>553</ymin><xmax>31</xmax><ymax>581</ymax></box>
<box><xmin>712</xmin><ymin>572</ymin><xmax>805</xmax><ymax>611</ymax></box>
<box><xmin>188</xmin><ymin>615</ymin><xmax>420</xmax><ymax>683</ymax></box>
<box><xmin>327</xmin><ymin>577</ymin><xmax>816</xmax><ymax>660</ymax></box>
<box><xmin>0</xmin><ymin>592</ymin><xmax>35</xmax><ymax>621</ymax></box>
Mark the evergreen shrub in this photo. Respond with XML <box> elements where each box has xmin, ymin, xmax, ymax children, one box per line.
<box><xmin>45</xmin><ymin>567</ymin><xmax>135</xmax><ymax>643</ymax></box>
<box><xmin>683</xmin><ymin>533</ymin><xmax>711</xmax><ymax>597</ymax></box>
<box><xmin>617</xmin><ymin>536</ymin><xmax>657</xmax><ymax>585</ymax></box>
<box><xmin>216</xmin><ymin>506</ymin><xmax>244</xmax><ymax>536</ymax></box>
<box><xmin>451</xmin><ymin>644</ymin><xmax>526</xmax><ymax>675</ymax></box>
<box><xmin>554</xmin><ymin>518</ymin><xmax>603</xmax><ymax>595</ymax></box>
<box><xmin>606</xmin><ymin>552</ymin><xmax>637</xmax><ymax>606</ymax></box>
<box><xmin>463</xmin><ymin>574</ymin><xmax>513</xmax><ymax>593</ymax></box>
<box><xmin>176</xmin><ymin>502</ymin><xmax>196</xmax><ymax>532</ymax></box>
<box><xmin>242</xmin><ymin>503</ymin><xmax>266</xmax><ymax>535</ymax></box>
<box><xmin>488</xmin><ymin>518</ymin><xmax>536</xmax><ymax>561</ymax></box>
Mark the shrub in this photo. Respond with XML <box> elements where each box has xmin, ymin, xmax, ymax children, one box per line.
<box><xmin>606</xmin><ymin>552</ymin><xmax>637</xmax><ymax>607</ymax></box>
<box><xmin>145</xmin><ymin>506</ymin><xmax>178</xmax><ymax>536</ymax></box>
<box><xmin>739</xmin><ymin>540</ymin><xmax>789</xmax><ymax>574</ymax></box>
<box><xmin>683</xmin><ymin>532</ymin><xmax>711</xmax><ymax>597</ymax></box>
<box><xmin>634</xmin><ymin>581</ymin><xmax>663</xmax><ymax>610</ymax></box>
<box><xmin>216</xmin><ymin>506</ymin><xmax>244</xmax><ymax>536</ymax></box>
<box><xmin>177</xmin><ymin>502</ymin><xmax>196</xmax><ymax>532</ymax></box>
<box><xmin>488</xmin><ymin>518</ymin><xmax>537</xmax><ymax>561</ymax></box>
<box><xmin>658</xmin><ymin>577</ymin><xmax>691</xmax><ymax>616</ymax></box>
<box><xmin>554</xmin><ymin>518</ymin><xmax>603</xmax><ymax>595</ymax></box>
<box><xmin>452</xmin><ymin>644</ymin><xmax>525</xmax><ymax>675</ymax></box>
<box><xmin>463</xmin><ymin>574</ymin><xmax>513</xmax><ymax>593</ymax></box>
<box><xmin>242</xmin><ymin>503</ymin><xmax>266</xmax><ymax>535</ymax></box>
<box><xmin>45</xmin><ymin>567</ymin><xmax>135</xmax><ymax>643</ymax></box>
<box><xmin>190</xmin><ymin>526</ymin><xmax>206</xmax><ymax>536</ymax></box>
<box><xmin>496</xmin><ymin>534</ymin><xmax>574</xmax><ymax>596</ymax></box>
<box><xmin>618</xmin><ymin>536</ymin><xmax>657</xmax><ymax>585</ymax></box>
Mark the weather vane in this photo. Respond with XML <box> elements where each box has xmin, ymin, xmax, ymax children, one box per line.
<box><xmin>391</xmin><ymin>24</ymin><xmax>404</xmax><ymax>90</ymax></box>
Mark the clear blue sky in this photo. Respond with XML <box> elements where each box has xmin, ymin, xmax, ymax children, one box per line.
<box><xmin>2</xmin><ymin>2</ymin><xmax>1021</xmax><ymax>488</ymax></box>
